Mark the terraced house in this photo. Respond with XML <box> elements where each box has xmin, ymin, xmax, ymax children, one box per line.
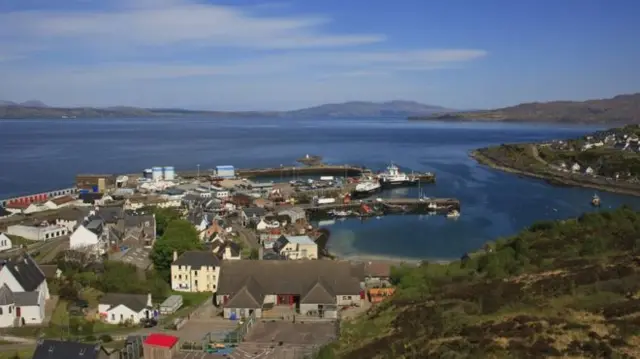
<box><xmin>215</xmin><ymin>260</ymin><xmax>364</xmax><ymax>320</ymax></box>
<box><xmin>171</xmin><ymin>251</ymin><xmax>221</xmax><ymax>292</ymax></box>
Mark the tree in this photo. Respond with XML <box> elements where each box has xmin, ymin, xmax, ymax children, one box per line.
<box><xmin>249</xmin><ymin>248</ymin><xmax>260</xmax><ymax>260</ymax></box>
<box><xmin>150</xmin><ymin>219</ymin><xmax>202</xmax><ymax>281</ymax></box>
<box><xmin>147</xmin><ymin>207</ymin><xmax>181</xmax><ymax>237</ymax></box>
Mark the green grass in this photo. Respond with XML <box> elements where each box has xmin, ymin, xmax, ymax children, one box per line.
<box><xmin>0</xmin><ymin>347</ymin><xmax>35</xmax><ymax>359</ymax></box>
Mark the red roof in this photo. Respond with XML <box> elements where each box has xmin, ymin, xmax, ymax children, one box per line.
<box><xmin>144</xmin><ymin>333</ymin><xmax>179</xmax><ymax>348</ymax></box>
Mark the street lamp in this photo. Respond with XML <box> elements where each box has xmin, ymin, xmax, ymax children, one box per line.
<box><xmin>197</xmin><ymin>164</ymin><xmax>200</xmax><ymax>179</ymax></box>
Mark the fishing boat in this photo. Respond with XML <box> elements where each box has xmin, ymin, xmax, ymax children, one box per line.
<box><xmin>446</xmin><ymin>209</ymin><xmax>460</xmax><ymax>219</ymax></box>
<box><xmin>591</xmin><ymin>194</ymin><xmax>601</xmax><ymax>207</ymax></box>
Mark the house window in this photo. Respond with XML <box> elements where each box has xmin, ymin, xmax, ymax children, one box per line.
<box><xmin>342</xmin><ymin>296</ymin><xmax>351</xmax><ymax>300</ymax></box>
<box><xmin>0</xmin><ymin>308</ymin><xmax>2</xmax><ymax>314</ymax></box>
<box><xmin>195</xmin><ymin>280</ymin><xmax>198</xmax><ymax>287</ymax></box>
<box><xmin>178</xmin><ymin>275</ymin><xmax>182</xmax><ymax>280</ymax></box>
<box><xmin>9</xmin><ymin>306</ymin><xmax>11</xmax><ymax>313</ymax></box>
<box><xmin>194</xmin><ymin>271</ymin><xmax>198</xmax><ymax>276</ymax></box>
<box><xmin>120</xmin><ymin>314</ymin><xmax>124</xmax><ymax>321</ymax></box>
<box><xmin>111</xmin><ymin>314</ymin><xmax>115</xmax><ymax>320</ymax></box>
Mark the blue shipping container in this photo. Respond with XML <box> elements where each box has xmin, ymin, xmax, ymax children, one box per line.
<box><xmin>92</xmin><ymin>185</ymin><xmax>99</xmax><ymax>192</ymax></box>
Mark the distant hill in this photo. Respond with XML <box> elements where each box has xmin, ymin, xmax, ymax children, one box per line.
<box><xmin>409</xmin><ymin>93</ymin><xmax>640</xmax><ymax>123</ymax></box>
<box><xmin>0</xmin><ymin>99</ymin><xmax>449</xmax><ymax>119</ymax></box>
<box><xmin>285</xmin><ymin>100</ymin><xmax>451</xmax><ymax>118</ymax></box>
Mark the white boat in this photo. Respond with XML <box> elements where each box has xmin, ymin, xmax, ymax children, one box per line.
<box><xmin>378</xmin><ymin>164</ymin><xmax>418</xmax><ymax>187</ymax></box>
<box><xmin>446</xmin><ymin>210</ymin><xmax>460</xmax><ymax>219</ymax></box>
<box><xmin>591</xmin><ymin>194</ymin><xmax>601</xmax><ymax>207</ymax></box>
<box><xmin>331</xmin><ymin>210</ymin><xmax>352</xmax><ymax>217</ymax></box>
<box><xmin>427</xmin><ymin>202</ymin><xmax>438</xmax><ymax>210</ymax></box>
<box><xmin>355</xmin><ymin>180</ymin><xmax>381</xmax><ymax>194</ymax></box>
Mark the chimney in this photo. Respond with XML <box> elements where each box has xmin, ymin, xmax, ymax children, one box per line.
<box><xmin>173</xmin><ymin>250</ymin><xmax>178</xmax><ymax>262</ymax></box>
<box><xmin>146</xmin><ymin>293</ymin><xmax>152</xmax><ymax>307</ymax></box>
<box><xmin>258</xmin><ymin>246</ymin><xmax>264</xmax><ymax>260</ymax></box>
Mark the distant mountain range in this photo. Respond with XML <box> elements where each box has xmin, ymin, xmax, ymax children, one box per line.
<box><xmin>0</xmin><ymin>100</ymin><xmax>450</xmax><ymax>119</ymax></box>
<box><xmin>409</xmin><ymin>93</ymin><xmax>640</xmax><ymax>124</ymax></box>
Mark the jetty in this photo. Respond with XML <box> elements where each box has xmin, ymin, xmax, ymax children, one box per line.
<box><xmin>301</xmin><ymin>197</ymin><xmax>460</xmax><ymax>218</ymax></box>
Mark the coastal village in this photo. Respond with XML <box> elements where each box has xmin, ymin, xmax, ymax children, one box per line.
<box><xmin>0</xmin><ymin>160</ymin><xmax>411</xmax><ymax>359</ymax></box>
<box><xmin>534</xmin><ymin>125</ymin><xmax>640</xmax><ymax>181</ymax></box>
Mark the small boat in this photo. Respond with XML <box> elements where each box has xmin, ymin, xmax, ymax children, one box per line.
<box><xmin>354</xmin><ymin>179</ymin><xmax>382</xmax><ymax>194</ymax></box>
<box><xmin>329</xmin><ymin>210</ymin><xmax>352</xmax><ymax>217</ymax></box>
<box><xmin>446</xmin><ymin>209</ymin><xmax>460</xmax><ymax>219</ymax></box>
<box><xmin>591</xmin><ymin>194</ymin><xmax>601</xmax><ymax>207</ymax></box>
<box><xmin>427</xmin><ymin>202</ymin><xmax>438</xmax><ymax>210</ymax></box>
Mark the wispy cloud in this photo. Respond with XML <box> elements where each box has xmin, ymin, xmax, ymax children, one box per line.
<box><xmin>0</xmin><ymin>0</ymin><xmax>488</xmax><ymax>108</ymax></box>
<box><xmin>0</xmin><ymin>0</ymin><xmax>384</xmax><ymax>51</ymax></box>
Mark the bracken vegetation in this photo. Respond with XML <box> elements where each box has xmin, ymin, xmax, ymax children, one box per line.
<box><xmin>322</xmin><ymin>207</ymin><xmax>640</xmax><ymax>359</ymax></box>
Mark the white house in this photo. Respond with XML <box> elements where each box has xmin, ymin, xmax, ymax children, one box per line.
<box><xmin>98</xmin><ymin>293</ymin><xmax>154</xmax><ymax>325</ymax></box>
<box><xmin>0</xmin><ymin>233</ymin><xmax>12</xmax><ymax>252</ymax></box>
<box><xmin>7</xmin><ymin>224</ymin><xmax>69</xmax><ymax>242</ymax></box>
<box><xmin>212</xmin><ymin>190</ymin><xmax>230</xmax><ymax>199</ymax></box>
<box><xmin>0</xmin><ymin>254</ymin><xmax>50</xmax><ymax>327</ymax></box>
<box><xmin>272</xmin><ymin>235</ymin><xmax>318</xmax><ymax>260</ymax></box>
<box><xmin>69</xmin><ymin>220</ymin><xmax>105</xmax><ymax>255</ymax></box>
<box><xmin>585</xmin><ymin>167</ymin><xmax>595</xmax><ymax>175</ymax></box>
<box><xmin>571</xmin><ymin>163</ymin><xmax>581</xmax><ymax>172</ymax></box>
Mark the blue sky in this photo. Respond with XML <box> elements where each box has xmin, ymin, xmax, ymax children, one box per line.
<box><xmin>0</xmin><ymin>0</ymin><xmax>639</xmax><ymax>110</ymax></box>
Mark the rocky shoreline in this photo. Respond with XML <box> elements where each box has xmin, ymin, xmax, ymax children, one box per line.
<box><xmin>470</xmin><ymin>149</ymin><xmax>640</xmax><ymax>197</ymax></box>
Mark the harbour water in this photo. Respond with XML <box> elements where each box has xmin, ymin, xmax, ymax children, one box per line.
<box><xmin>2</xmin><ymin>117</ymin><xmax>639</xmax><ymax>261</ymax></box>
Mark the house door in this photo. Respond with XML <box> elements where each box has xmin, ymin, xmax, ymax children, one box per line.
<box><xmin>16</xmin><ymin>307</ymin><xmax>21</xmax><ymax>317</ymax></box>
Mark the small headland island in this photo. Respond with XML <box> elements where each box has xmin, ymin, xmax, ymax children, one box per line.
<box><xmin>408</xmin><ymin>93</ymin><xmax>640</xmax><ymax>124</ymax></box>
<box><xmin>471</xmin><ymin>124</ymin><xmax>640</xmax><ymax>196</ymax></box>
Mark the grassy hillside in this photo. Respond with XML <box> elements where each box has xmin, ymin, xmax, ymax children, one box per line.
<box><xmin>322</xmin><ymin>207</ymin><xmax>640</xmax><ymax>359</ymax></box>
<box><xmin>410</xmin><ymin>93</ymin><xmax>640</xmax><ymax>123</ymax></box>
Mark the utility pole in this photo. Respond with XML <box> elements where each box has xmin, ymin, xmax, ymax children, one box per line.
<box><xmin>197</xmin><ymin>164</ymin><xmax>200</xmax><ymax>180</ymax></box>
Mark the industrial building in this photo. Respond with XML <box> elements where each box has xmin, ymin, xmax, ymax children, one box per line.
<box><xmin>75</xmin><ymin>174</ymin><xmax>116</xmax><ymax>193</ymax></box>
<box><xmin>216</xmin><ymin>165</ymin><xmax>235</xmax><ymax>179</ymax></box>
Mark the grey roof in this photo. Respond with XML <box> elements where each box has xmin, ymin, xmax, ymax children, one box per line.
<box><xmin>173</xmin><ymin>251</ymin><xmax>220</xmax><ymax>268</ymax></box>
<box><xmin>0</xmin><ymin>284</ymin><xmax>14</xmax><ymax>305</ymax></box>
<box><xmin>100</xmin><ymin>293</ymin><xmax>149</xmax><ymax>312</ymax></box>
<box><xmin>97</xmin><ymin>206</ymin><xmax>124</xmax><ymax>223</ymax></box>
<box><xmin>301</xmin><ymin>279</ymin><xmax>335</xmax><ymax>304</ymax></box>
<box><xmin>56</xmin><ymin>207</ymin><xmax>91</xmax><ymax>222</ymax></box>
<box><xmin>32</xmin><ymin>339</ymin><xmax>106</xmax><ymax>359</ymax></box>
<box><xmin>14</xmin><ymin>291</ymin><xmax>39</xmax><ymax>306</ymax></box>
<box><xmin>3</xmin><ymin>254</ymin><xmax>46</xmax><ymax>291</ymax></box>
<box><xmin>85</xmin><ymin>219</ymin><xmax>104</xmax><ymax>234</ymax></box>
<box><xmin>225</xmin><ymin>277</ymin><xmax>264</xmax><ymax>309</ymax></box>
<box><xmin>218</xmin><ymin>261</ymin><xmax>362</xmax><ymax>306</ymax></box>
<box><xmin>214</xmin><ymin>241</ymin><xmax>241</xmax><ymax>258</ymax></box>
<box><xmin>242</xmin><ymin>207</ymin><xmax>267</xmax><ymax>218</ymax></box>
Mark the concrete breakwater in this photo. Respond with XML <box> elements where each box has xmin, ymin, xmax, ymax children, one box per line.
<box><xmin>178</xmin><ymin>165</ymin><xmax>366</xmax><ymax>179</ymax></box>
<box><xmin>471</xmin><ymin>150</ymin><xmax>640</xmax><ymax>197</ymax></box>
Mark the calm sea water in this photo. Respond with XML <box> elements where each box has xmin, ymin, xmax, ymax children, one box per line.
<box><xmin>1</xmin><ymin>117</ymin><xmax>638</xmax><ymax>260</ymax></box>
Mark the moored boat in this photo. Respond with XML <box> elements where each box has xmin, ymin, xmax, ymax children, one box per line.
<box><xmin>378</xmin><ymin>164</ymin><xmax>418</xmax><ymax>188</ymax></box>
<box><xmin>446</xmin><ymin>209</ymin><xmax>460</xmax><ymax>219</ymax></box>
<box><xmin>591</xmin><ymin>194</ymin><xmax>601</xmax><ymax>207</ymax></box>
